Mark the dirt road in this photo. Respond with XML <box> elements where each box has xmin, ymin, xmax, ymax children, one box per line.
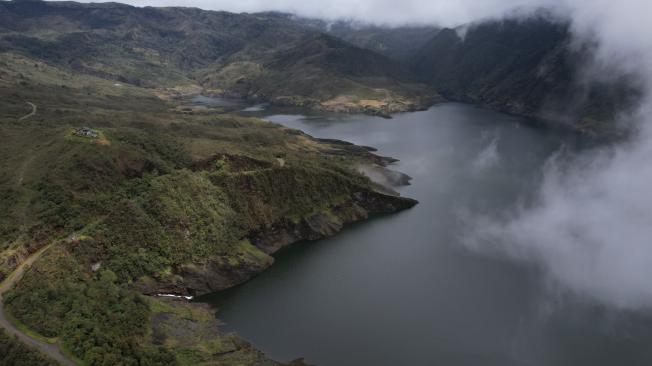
<box><xmin>0</xmin><ymin>245</ymin><xmax>75</xmax><ymax>366</ymax></box>
<box><xmin>18</xmin><ymin>101</ymin><xmax>37</xmax><ymax>120</ymax></box>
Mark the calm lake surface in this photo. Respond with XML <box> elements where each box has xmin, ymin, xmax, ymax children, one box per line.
<box><xmin>202</xmin><ymin>103</ymin><xmax>652</xmax><ymax>366</ymax></box>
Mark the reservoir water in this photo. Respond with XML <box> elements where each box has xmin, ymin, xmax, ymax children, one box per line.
<box><xmin>202</xmin><ymin>103</ymin><xmax>652</xmax><ymax>366</ymax></box>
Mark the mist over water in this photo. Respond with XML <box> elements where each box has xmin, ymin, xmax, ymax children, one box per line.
<box><xmin>463</xmin><ymin>0</ymin><xmax>652</xmax><ymax>310</ymax></box>
<box><xmin>468</xmin><ymin>111</ymin><xmax>652</xmax><ymax>309</ymax></box>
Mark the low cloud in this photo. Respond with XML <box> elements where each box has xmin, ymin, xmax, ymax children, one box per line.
<box><xmin>472</xmin><ymin>0</ymin><xmax>652</xmax><ymax>309</ymax></box>
<box><xmin>462</xmin><ymin>1</ymin><xmax>652</xmax><ymax>310</ymax></box>
<box><xmin>465</xmin><ymin>128</ymin><xmax>652</xmax><ymax>309</ymax></box>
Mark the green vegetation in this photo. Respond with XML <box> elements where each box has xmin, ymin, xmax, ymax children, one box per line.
<box><xmin>0</xmin><ymin>3</ymin><xmax>423</xmax><ymax>364</ymax></box>
<box><xmin>1</xmin><ymin>112</ymin><xmax>374</xmax><ymax>363</ymax></box>
<box><xmin>5</xmin><ymin>246</ymin><xmax>175</xmax><ymax>365</ymax></box>
<box><xmin>0</xmin><ymin>27</ymin><xmax>414</xmax><ymax>363</ymax></box>
<box><xmin>2</xmin><ymin>1</ymin><xmax>633</xmax><ymax>364</ymax></box>
<box><xmin>410</xmin><ymin>14</ymin><xmax>639</xmax><ymax>126</ymax></box>
<box><xmin>0</xmin><ymin>116</ymin><xmax>375</xmax><ymax>363</ymax></box>
<box><xmin>147</xmin><ymin>297</ymin><xmax>283</xmax><ymax>366</ymax></box>
<box><xmin>0</xmin><ymin>329</ymin><xmax>59</xmax><ymax>366</ymax></box>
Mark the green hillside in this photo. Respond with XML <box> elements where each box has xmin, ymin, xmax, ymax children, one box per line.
<box><xmin>0</xmin><ymin>16</ymin><xmax>417</xmax><ymax>364</ymax></box>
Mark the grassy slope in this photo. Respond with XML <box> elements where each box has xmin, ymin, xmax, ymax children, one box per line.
<box><xmin>0</xmin><ymin>48</ymin><xmax>414</xmax><ymax>365</ymax></box>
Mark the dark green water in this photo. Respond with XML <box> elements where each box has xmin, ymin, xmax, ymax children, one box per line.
<box><xmin>202</xmin><ymin>103</ymin><xmax>652</xmax><ymax>366</ymax></box>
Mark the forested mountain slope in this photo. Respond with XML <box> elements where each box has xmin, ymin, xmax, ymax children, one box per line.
<box><xmin>411</xmin><ymin>13</ymin><xmax>640</xmax><ymax>131</ymax></box>
<box><xmin>257</xmin><ymin>12</ymin><xmax>440</xmax><ymax>62</ymax></box>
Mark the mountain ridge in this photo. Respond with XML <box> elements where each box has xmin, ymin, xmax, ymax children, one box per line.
<box><xmin>0</xmin><ymin>0</ymin><xmax>437</xmax><ymax>116</ymax></box>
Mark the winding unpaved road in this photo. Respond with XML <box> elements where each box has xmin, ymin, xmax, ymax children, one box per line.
<box><xmin>0</xmin><ymin>245</ymin><xmax>75</xmax><ymax>366</ymax></box>
<box><xmin>19</xmin><ymin>101</ymin><xmax>37</xmax><ymax>121</ymax></box>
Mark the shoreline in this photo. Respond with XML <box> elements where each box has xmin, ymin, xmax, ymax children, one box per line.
<box><xmin>138</xmin><ymin>164</ymin><xmax>418</xmax><ymax>298</ymax></box>
<box><xmin>168</xmin><ymin>87</ymin><xmax>442</xmax><ymax>119</ymax></box>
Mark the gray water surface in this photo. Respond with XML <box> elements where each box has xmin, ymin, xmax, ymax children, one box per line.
<box><xmin>202</xmin><ymin>104</ymin><xmax>652</xmax><ymax>366</ymax></box>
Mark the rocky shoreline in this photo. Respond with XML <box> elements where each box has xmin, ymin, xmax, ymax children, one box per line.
<box><xmin>138</xmin><ymin>168</ymin><xmax>417</xmax><ymax>298</ymax></box>
<box><xmin>135</xmin><ymin>147</ymin><xmax>416</xmax><ymax>365</ymax></box>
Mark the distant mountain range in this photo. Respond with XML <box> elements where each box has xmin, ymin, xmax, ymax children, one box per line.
<box><xmin>0</xmin><ymin>1</ymin><xmax>640</xmax><ymax>127</ymax></box>
<box><xmin>0</xmin><ymin>0</ymin><xmax>436</xmax><ymax>116</ymax></box>
<box><xmin>256</xmin><ymin>12</ymin><xmax>441</xmax><ymax>62</ymax></box>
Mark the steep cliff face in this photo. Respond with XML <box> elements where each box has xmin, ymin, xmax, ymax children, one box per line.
<box><xmin>411</xmin><ymin>13</ymin><xmax>640</xmax><ymax>130</ymax></box>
